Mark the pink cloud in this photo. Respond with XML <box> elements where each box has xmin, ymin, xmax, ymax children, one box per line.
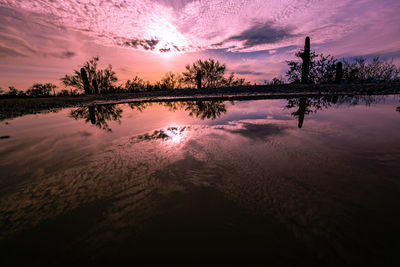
<box><xmin>3</xmin><ymin>0</ymin><xmax>398</xmax><ymax>54</ymax></box>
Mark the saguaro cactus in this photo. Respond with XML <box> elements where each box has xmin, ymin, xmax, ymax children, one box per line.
<box><xmin>196</xmin><ymin>71</ymin><xmax>202</xmax><ymax>89</ymax></box>
<box><xmin>301</xmin><ymin>37</ymin><xmax>310</xmax><ymax>84</ymax></box>
<box><xmin>335</xmin><ymin>62</ymin><xmax>343</xmax><ymax>84</ymax></box>
<box><xmin>80</xmin><ymin>68</ymin><xmax>91</xmax><ymax>94</ymax></box>
<box><xmin>92</xmin><ymin>78</ymin><xmax>99</xmax><ymax>94</ymax></box>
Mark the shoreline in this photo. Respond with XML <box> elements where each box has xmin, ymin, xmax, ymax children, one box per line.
<box><xmin>1</xmin><ymin>83</ymin><xmax>400</xmax><ymax>121</ymax></box>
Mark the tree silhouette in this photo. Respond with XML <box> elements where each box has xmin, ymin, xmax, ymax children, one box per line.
<box><xmin>160</xmin><ymin>72</ymin><xmax>183</xmax><ymax>90</ymax></box>
<box><xmin>5</xmin><ymin>86</ymin><xmax>19</xmax><ymax>96</ymax></box>
<box><xmin>26</xmin><ymin>83</ymin><xmax>56</xmax><ymax>97</ymax></box>
<box><xmin>61</xmin><ymin>57</ymin><xmax>118</xmax><ymax>93</ymax></box>
<box><xmin>124</xmin><ymin>76</ymin><xmax>147</xmax><ymax>92</ymax></box>
<box><xmin>182</xmin><ymin>59</ymin><xmax>226</xmax><ymax>88</ymax></box>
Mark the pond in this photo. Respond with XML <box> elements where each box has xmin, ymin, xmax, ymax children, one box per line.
<box><xmin>1</xmin><ymin>95</ymin><xmax>400</xmax><ymax>266</ymax></box>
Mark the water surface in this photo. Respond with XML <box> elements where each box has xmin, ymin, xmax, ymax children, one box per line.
<box><xmin>1</xmin><ymin>95</ymin><xmax>400</xmax><ymax>266</ymax></box>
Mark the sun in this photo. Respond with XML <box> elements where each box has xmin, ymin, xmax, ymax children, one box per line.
<box><xmin>148</xmin><ymin>23</ymin><xmax>189</xmax><ymax>54</ymax></box>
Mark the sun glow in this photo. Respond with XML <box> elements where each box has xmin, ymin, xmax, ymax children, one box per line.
<box><xmin>148</xmin><ymin>23</ymin><xmax>189</xmax><ymax>54</ymax></box>
<box><xmin>165</xmin><ymin>126</ymin><xmax>186</xmax><ymax>144</ymax></box>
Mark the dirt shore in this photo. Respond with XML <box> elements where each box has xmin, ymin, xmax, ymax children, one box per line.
<box><xmin>1</xmin><ymin>83</ymin><xmax>399</xmax><ymax>121</ymax></box>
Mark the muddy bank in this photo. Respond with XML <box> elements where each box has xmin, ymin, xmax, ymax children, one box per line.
<box><xmin>1</xmin><ymin>83</ymin><xmax>399</xmax><ymax>121</ymax></box>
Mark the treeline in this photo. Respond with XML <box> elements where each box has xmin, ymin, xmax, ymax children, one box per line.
<box><xmin>285</xmin><ymin>37</ymin><xmax>400</xmax><ymax>84</ymax></box>
<box><xmin>62</xmin><ymin>57</ymin><xmax>250</xmax><ymax>94</ymax></box>
<box><xmin>285</xmin><ymin>53</ymin><xmax>400</xmax><ymax>84</ymax></box>
<box><xmin>0</xmin><ymin>57</ymin><xmax>250</xmax><ymax>97</ymax></box>
<box><xmin>1</xmin><ymin>42</ymin><xmax>400</xmax><ymax>97</ymax></box>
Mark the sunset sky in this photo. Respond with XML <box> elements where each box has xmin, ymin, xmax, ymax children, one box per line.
<box><xmin>1</xmin><ymin>0</ymin><xmax>399</xmax><ymax>90</ymax></box>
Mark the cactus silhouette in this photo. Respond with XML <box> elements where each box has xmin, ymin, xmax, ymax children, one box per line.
<box><xmin>92</xmin><ymin>78</ymin><xmax>99</xmax><ymax>94</ymax></box>
<box><xmin>301</xmin><ymin>37</ymin><xmax>310</xmax><ymax>84</ymax></box>
<box><xmin>335</xmin><ymin>62</ymin><xmax>343</xmax><ymax>84</ymax></box>
<box><xmin>80</xmin><ymin>68</ymin><xmax>91</xmax><ymax>94</ymax></box>
<box><xmin>196</xmin><ymin>71</ymin><xmax>202</xmax><ymax>89</ymax></box>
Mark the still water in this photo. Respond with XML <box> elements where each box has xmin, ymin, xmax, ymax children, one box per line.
<box><xmin>1</xmin><ymin>95</ymin><xmax>400</xmax><ymax>266</ymax></box>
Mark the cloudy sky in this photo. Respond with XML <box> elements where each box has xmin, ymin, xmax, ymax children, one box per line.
<box><xmin>1</xmin><ymin>0</ymin><xmax>399</xmax><ymax>89</ymax></box>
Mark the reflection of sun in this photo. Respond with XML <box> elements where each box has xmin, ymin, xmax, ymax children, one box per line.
<box><xmin>165</xmin><ymin>126</ymin><xmax>186</xmax><ymax>144</ymax></box>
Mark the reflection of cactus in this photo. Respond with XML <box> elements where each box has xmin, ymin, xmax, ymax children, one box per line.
<box><xmin>301</xmin><ymin>37</ymin><xmax>310</xmax><ymax>84</ymax></box>
<box><xmin>80</xmin><ymin>68</ymin><xmax>91</xmax><ymax>94</ymax></box>
<box><xmin>92</xmin><ymin>79</ymin><xmax>99</xmax><ymax>94</ymax></box>
<box><xmin>196</xmin><ymin>71</ymin><xmax>202</xmax><ymax>89</ymax></box>
<box><xmin>335</xmin><ymin>62</ymin><xmax>343</xmax><ymax>84</ymax></box>
<box><xmin>70</xmin><ymin>104</ymin><xmax>123</xmax><ymax>132</ymax></box>
<box><xmin>295</xmin><ymin>98</ymin><xmax>307</xmax><ymax>128</ymax></box>
<box><xmin>88</xmin><ymin>106</ymin><xmax>96</xmax><ymax>124</ymax></box>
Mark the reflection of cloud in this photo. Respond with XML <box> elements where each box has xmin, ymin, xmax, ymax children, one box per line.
<box><xmin>220</xmin><ymin>122</ymin><xmax>289</xmax><ymax>141</ymax></box>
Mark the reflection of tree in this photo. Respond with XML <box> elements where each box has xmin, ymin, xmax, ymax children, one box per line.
<box><xmin>184</xmin><ymin>101</ymin><xmax>227</xmax><ymax>120</ymax></box>
<box><xmin>397</xmin><ymin>106</ymin><xmax>400</xmax><ymax>112</ymax></box>
<box><xmin>289</xmin><ymin>98</ymin><xmax>311</xmax><ymax>128</ymax></box>
<box><xmin>163</xmin><ymin>101</ymin><xmax>227</xmax><ymax>120</ymax></box>
<box><xmin>286</xmin><ymin>97</ymin><xmax>318</xmax><ymax>128</ymax></box>
<box><xmin>286</xmin><ymin>95</ymin><xmax>386</xmax><ymax>128</ymax></box>
<box><xmin>70</xmin><ymin>105</ymin><xmax>123</xmax><ymax>132</ymax></box>
<box><xmin>128</xmin><ymin>102</ymin><xmax>153</xmax><ymax>112</ymax></box>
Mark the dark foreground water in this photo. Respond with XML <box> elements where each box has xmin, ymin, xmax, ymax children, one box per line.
<box><xmin>1</xmin><ymin>95</ymin><xmax>400</xmax><ymax>266</ymax></box>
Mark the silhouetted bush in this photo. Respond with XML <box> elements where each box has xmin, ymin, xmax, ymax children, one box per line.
<box><xmin>268</xmin><ymin>76</ymin><xmax>285</xmax><ymax>85</ymax></box>
<box><xmin>286</xmin><ymin>52</ymin><xmax>338</xmax><ymax>84</ymax></box>
<box><xmin>221</xmin><ymin>73</ymin><xmax>251</xmax><ymax>87</ymax></box>
<box><xmin>26</xmin><ymin>83</ymin><xmax>56</xmax><ymax>97</ymax></box>
<box><xmin>5</xmin><ymin>86</ymin><xmax>24</xmax><ymax>96</ymax></box>
<box><xmin>124</xmin><ymin>76</ymin><xmax>147</xmax><ymax>92</ymax></box>
<box><xmin>342</xmin><ymin>57</ymin><xmax>400</xmax><ymax>83</ymax></box>
<box><xmin>57</xmin><ymin>89</ymin><xmax>70</xmax><ymax>96</ymax></box>
<box><xmin>61</xmin><ymin>57</ymin><xmax>118</xmax><ymax>93</ymax></box>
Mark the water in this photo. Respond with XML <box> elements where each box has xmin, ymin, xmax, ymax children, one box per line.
<box><xmin>1</xmin><ymin>95</ymin><xmax>400</xmax><ymax>266</ymax></box>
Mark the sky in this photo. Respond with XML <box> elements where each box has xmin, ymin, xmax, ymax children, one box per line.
<box><xmin>0</xmin><ymin>0</ymin><xmax>399</xmax><ymax>90</ymax></box>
